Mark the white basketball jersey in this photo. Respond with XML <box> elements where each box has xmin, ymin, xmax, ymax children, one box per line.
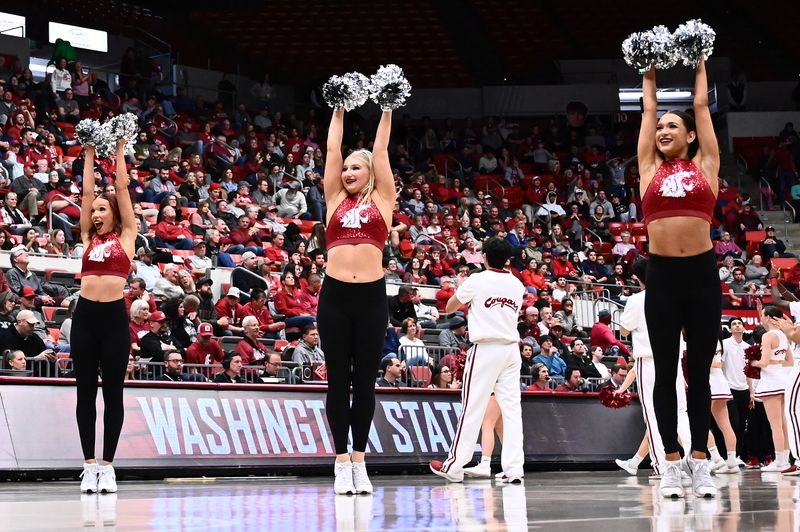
<box><xmin>456</xmin><ymin>269</ymin><xmax>525</xmax><ymax>345</ymax></box>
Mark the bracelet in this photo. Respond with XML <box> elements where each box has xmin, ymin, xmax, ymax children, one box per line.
<box><xmin>770</xmin><ymin>278</ymin><xmax>779</xmax><ymax>287</ymax></box>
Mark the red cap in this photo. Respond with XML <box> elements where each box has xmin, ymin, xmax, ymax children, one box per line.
<box><xmin>198</xmin><ymin>322</ymin><xmax>213</xmax><ymax>336</ymax></box>
<box><xmin>209</xmin><ymin>183</ymin><xmax>222</xmax><ymax>191</ymax></box>
<box><xmin>149</xmin><ymin>311</ymin><xmax>166</xmax><ymax>322</ymax></box>
<box><xmin>21</xmin><ymin>286</ymin><xmax>36</xmax><ymax>298</ymax></box>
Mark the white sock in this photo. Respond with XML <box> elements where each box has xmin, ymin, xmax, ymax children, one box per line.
<box><xmin>726</xmin><ymin>451</ymin><xmax>737</xmax><ymax>465</ymax></box>
<box><xmin>480</xmin><ymin>456</ymin><xmax>491</xmax><ymax>464</ymax></box>
<box><xmin>709</xmin><ymin>446</ymin><xmax>722</xmax><ymax>461</ymax></box>
<box><xmin>630</xmin><ymin>454</ymin><xmax>644</xmax><ymax>467</ymax></box>
<box><xmin>779</xmin><ymin>451</ymin><xmax>789</xmax><ymax>465</ymax></box>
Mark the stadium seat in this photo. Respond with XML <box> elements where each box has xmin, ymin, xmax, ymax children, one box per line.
<box><xmin>410</xmin><ymin>366</ymin><xmax>431</xmax><ymax>387</ymax></box>
<box><xmin>609</xmin><ymin>222</ymin><xmax>627</xmax><ymax>237</ymax></box>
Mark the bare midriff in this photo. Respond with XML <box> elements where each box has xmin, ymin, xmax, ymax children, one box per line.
<box><xmin>325</xmin><ymin>244</ymin><xmax>385</xmax><ymax>282</ymax></box>
<box><xmin>647</xmin><ymin>216</ymin><xmax>713</xmax><ymax>256</ymax></box>
<box><xmin>79</xmin><ymin>275</ymin><xmax>127</xmax><ymax>302</ymax></box>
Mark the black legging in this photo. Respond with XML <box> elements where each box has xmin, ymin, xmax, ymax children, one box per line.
<box><xmin>645</xmin><ymin>250</ymin><xmax>721</xmax><ymax>455</ymax></box>
<box><xmin>317</xmin><ymin>275</ymin><xmax>388</xmax><ymax>454</ymax></box>
<box><xmin>71</xmin><ymin>297</ymin><xmax>130</xmax><ymax>462</ymax></box>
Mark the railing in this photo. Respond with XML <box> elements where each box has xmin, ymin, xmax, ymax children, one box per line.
<box><xmin>443</xmin><ymin>156</ymin><xmax>462</xmax><ymax>180</ymax></box>
<box><xmin>759</xmin><ymin>175</ymin><xmax>774</xmax><ymax>213</ymax></box>
<box><xmin>784</xmin><ymin>201</ymin><xmax>795</xmax><ymax>246</ymax></box>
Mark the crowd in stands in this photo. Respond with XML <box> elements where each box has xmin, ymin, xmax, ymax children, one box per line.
<box><xmin>0</xmin><ymin>51</ymin><xmax>799</xmax><ymax>389</ymax></box>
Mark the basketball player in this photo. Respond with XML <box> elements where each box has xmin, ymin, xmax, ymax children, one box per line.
<box><xmin>430</xmin><ymin>237</ymin><xmax>525</xmax><ymax>483</ymax></box>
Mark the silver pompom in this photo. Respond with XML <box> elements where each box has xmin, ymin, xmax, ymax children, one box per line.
<box><xmin>673</xmin><ymin>19</ymin><xmax>716</xmax><ymax>67</ymax></box>
<box><xmin>322</xmin><ymin>72</ymin><xmax>371</xmax><ymax>111</ymax></box>
<box><xmin>369</xmin><ymin>64</ymin><xmax>412</xmax><ymax>111</ymax></box>
<box><xmin>622</xmin><ymin>28</ymin><xmax>677</xmax><ymax>72</ymax></box>
<box><xmin>93</xmin><ymin>122</ymin><xmax>116</xmax><ymax>159</ymax></box>
<box><xmin>75</xmin><ymin>119</ymin><xmax>101</xmax><ymax>147</ymax></box>
<box><xmin>106</xmin><ymin>113</ymin><xmax>138</xmax><ymax>156</ymax></box>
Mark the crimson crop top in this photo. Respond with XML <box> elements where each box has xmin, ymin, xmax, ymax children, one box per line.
<box><xmin>641</xmin><ymin>159</ymin><xmax>716</xmax><ymax>226</ymax></box>
<box><xmin>325</xmin><ymin>195</ymin><xmax>388</xmax><ymax>251</ymax></box>
<box><xmin>81</xmin><ymin>232</ymin><xmax>132</xmax><ymax>279</ymax></box>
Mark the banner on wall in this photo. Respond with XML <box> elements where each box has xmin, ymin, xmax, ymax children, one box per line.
<box><xmin>0</xmin><ymin>380</ymin><xmax>643</xmax><ymax>470</ymax></box>
<box><xmin>724</xmin><ymin>309</ymin><xmax>761</xmax><ymax>331</ymax></box>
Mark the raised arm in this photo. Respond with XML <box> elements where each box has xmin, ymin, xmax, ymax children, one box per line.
<box><xmin>113</xmin><ymin>140</ymin><xmax>138</xmax><ymax>256</ymax></box>
<box><xmin>693</xmin><ymin>60</ymin><xmax>720</xmax><ymax>181</ymax></box>
<box><xmin>323</xmin><ymin>109</ymin><xmax>345</xmax><ymax>205</ymax></box>
<box><xmin>637</xmin><ymin>68</ymin><xmax>659</xmax><ymax>181</ymax></box>
<box><xmin>372</xmin><ymin>111</ymin><xmax>397</xmax><ymax>204</ymax></box>
<box><xmin>80</xmin><ymin>146</ymin><xmax>96</xmax><ymax>246</ymax></box>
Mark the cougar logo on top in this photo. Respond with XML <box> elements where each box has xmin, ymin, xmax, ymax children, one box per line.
<box><xmin>340</xmin><ymin>205</ymin><xmax>370</xmax><ymax>229</ymax></box>
<box><xmin>658</xmin><ymin>170</ymin><xmax>695</xmax><ymax>198</ymax></box>
<box><xmin>86</xmin><ymin>240</ymin><xmax>115</xmax><ymax>262</ymax></box>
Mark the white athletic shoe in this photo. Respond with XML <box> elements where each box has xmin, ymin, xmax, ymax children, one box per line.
<box><xmin>334</xmin><ymin>461</ymin><xmax>355</xmax><ymax>495</ymax></box>
<box><xmin>464</xmin><ymin>461</ymin><xmax>492</xmax><ymax>478</ymax></box>
<box><xmin>761</xmin><ymin>460</ymin><xmax>788</xmax><ymax>472</ymax></box>
<box><xmin>615</xmin><ymin>458</ymin><xmax>638</xmax><ymax>476</ymax></box>
<box><xmin>682</xmin><ymin>457</ymin><xmax>716</xmax><ymax>498</ymax></box>
<box><xmin>709</xmin><ymin>456</ymin><xmax>727</xmax><ymax>472</ymax></box>
<box><xmin>430</xmin><ymin>460</ymin><xmax>464</xmax><ymax>483</ymax></box>
<box><xmin>715</xmin><ymin>462</ymin><xmax>741</xmax><ymax>475</ymax></box>
<box><xmin>352</xmin><ymin>461</ymin><xmax>373</xmax><ymax>494</ymax></box>
<box><xmin>80</xmin><ymin>463</ymin><xmax>98</xmax><ymax>494</ymax></box>
<box><xmin>494</xmin><ymin>472</ymin><xmax>523</xmax><ymax>484</ymax></box>
<box><xmin>659</xmin><ymin>463</ymin><xmax>684</xmax><ymax>498</ymax></box>
<box><xmin>96</xmin><ymin>464</ymin><xmax>117</xmax><ymax>494</ymax></box>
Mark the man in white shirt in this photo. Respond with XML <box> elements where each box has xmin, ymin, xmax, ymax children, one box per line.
<box><xmin>132</xmin><ymin>247</ymin><xmax>162</xmax><ymax>291</ymax></box>
<box><xmin>411</xmin><ymin>290</ymin><xmax>439</xmax><ymax>329</ymax></box>
<box><xmin>611</xmin><ymin>231</ymin><xmax>636</xmax><ymax>259</ymax></box>
<box><xmin>430</xmin><ymin>238</ymin><xmax>525</xmax><ymax>484</ymax></box>
<box><xmin>721</xmin><ymin>317</ymin><xmax>751</xmax><ymax>462</ymax></box>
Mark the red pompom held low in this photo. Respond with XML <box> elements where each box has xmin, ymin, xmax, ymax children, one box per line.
<box><xmin>744</xmin><ymin>343</ymin><xmax>762</xmax><ymax>379</ymax></box>
<box><xmin>599</xmin><ymin>386</ymin><xmax>633</xmax><ymax>409</ymax></box>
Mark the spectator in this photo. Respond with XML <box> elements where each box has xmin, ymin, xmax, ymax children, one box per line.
<box><xmin>275</xmin><ymin>181</ymin><xmax>309</xmax><ymax>219</ymax></box>
<box><xmin>129</xmin><ymin>299</ymin><xmax>150</xmax><ymax>353</ymax></box>
<box><xmin>429</xmin><ymin>365</ymin><xmax>460</xmax><ymax>389</ymax></box>
<box><xmin>519</xmin><ymin>343</ymin><xmax>537</xmax><ymax>377</ymax></box>
<box><xmin>399</xmin><ymin>318</ymin><xmax>429</xmax><ymax>366</ymax></box>
<box><xmin>0</xmin><ymin>310</ymin><xmax>55</xmax><ymax>374</ymax></box>
<box><xmin>714</xmin><ymin>231</ymin><xmax>742</xmax><ymax>260</ymax></box>
<box><xmin>554</xmin><ymin>298</ymin><xmax>579</xmax><ymax>336</ymax></box>
<box><xmin>606</xmin><ymin>364</ymin><xmax>629</xmax><ymax>390</ymax></box>
<box><xmin>556</xmin><ymin>367</ymin><xmax>590</xmax><ymax>392</ymax></box>
<box><xmin>438</xmin><ymin>316</ymin><xmax>469</xmax><ymax>350</ymax></box>
<box><xmin>139</xmin><ymin>311</ymin><xmax>183</xmax><ymax>362</ymax></box>
<box><xmin>214</xmin><ymin>287</ymin><xmax>246</xmax><ymax>336</ymax></box>
<box><xmin>590</xmin><ymin>309</ymin><xmax>630</xmax><ymax>358</ymax></box>
<box><xmin>273</xmin><ymin>270</ymin><xmax>316</xmax><ymax>329</ymax></box>
<box><xmin>533</xmin><ymin>335</ymin><xmax>567</xmax><ymax>378</ymax></box>
<box><xmin>241</xmin><ymin>288</ymin><xmax>285</xmax><ymax>339</ymax></box>
<box><xmin>3</xmin><ymin>349</ymin><xmax>27</xmax><ymax>373</ymax></box>
<box><xmin>745</xmin><ymin>254</ymin><xmax>769</xmax><ymax>284</ymax></box>
<box><xmin>387</xmin><ymin>284</ymin><xmax>417</xmax><ymax>327</ymax></box>
<box><xmin>760</xmin><ymin>225</ymin><xmax>793</xmax><ymax>260</ymax></box>
<box><xmin>229</xmin><ymin>215</ymin><xmax>265</xmax><ymax>257</ymax></box>
<box><xmin>551</xmin><ymin>247</ymin><xmax>578</xmax><ymax>280</ymax></box>
<box><xmin>411</xmin><ymin>289</ymin><xmax>438</xmax><ymax>328</ymax></box>
<box><xmin>132</xmin><ymin>247</ymin><xmax>161</xmax><ymax>291</ymax></box>
<box><xmin>153</xmin><ymin>264</ymin><xmax>184</xmax><ymax>300</ymax></box>
<box><xmin>259</xmin><ymin>353</ymin><xmax>285</xmax><ymax>381</ymax></box>
<box><xmin>564</xmin><ymin>338</ymin><xmax>602</xmax><ymax>379</ymax></box>
<box><xmin>154</xmin><ymin>206</ymin><xmax>194</xmax><ymax>250</ymax></box>
<box><xmin>612</xmin><ymin>231</ymin><xmax>636</xmax><ymax>258</ymax></box>
<box><xmin>1</xmin><ymin>192</ymin><xmax>32</xmax><ymax>235</ymax></box>
<box><xmin>435</xmin><ymin>277</ymin><xmax>456</xmax><ymax>312</ymax></box>
<box><xmin>159</xmin><ymin>353</ymin><xmax>203</xmax><ymax>382</ymax></box>
<box><xmin>0</xmin><ymin>292</ymin><xmax>17</xmax><ymax>329</ymax></box>
<box><xmin>526</xmin><ymin>362</ymin><xmax>552</xmax><ymax>392</ymax></box>
<box><xmin>231</xmin><ymin>251</ymin><xmax>268</xmax><ymax>300</ymax></box>
<box><xmin>186</xmin><ymin>322</ymin><xmax>225</xmax><ymax>366</ymax></box>
<box><xmin>292</xmin><ymin>324</ymin><xmax>325</xmax><ymax>365</ymax></box>
<box><xmin>589</xmin><ymin>344</ymin><xmax>610</xmax><ymax>380</ymax></box>
<box><xmin>590</xmin><ymin>190</ymin><xmax>614</xmax><ymax>218</ymax></box>
<box><xmin>186</xmin><ymin>240</ymin><xmax>213</xmax><ymax>278</ymax></box>
<box><xmin>377</xmin><ymin>357</ymin><xmax>402</xmax><ymax>387</ymax></box>
<box><xmin>236</xmin><ymin>315</ymin><xmax>270</xmax><ymax>366</ymax></box>
<box><xmin>6</xmin><ymin>248</ymin><xmax>55</xmax><ymax>306</ymax></box>
<box><xmin>18</xmin><ymin>286</ymin><xmax>51</xmax><ymax>343</ymax></box>
<box><xmin>460</xmin><ymin>237</ymin><xmax>484</xmax><ymax>268</ymax></box>
<box><xmin>297</xmin><ymin>273</ymin><xmax>321</xmax><ymax>317</ymax></box>
<box><xmin>213</xmin><ymin>353</ymin><xmax>246</xmax><ymax>383</ymax></box>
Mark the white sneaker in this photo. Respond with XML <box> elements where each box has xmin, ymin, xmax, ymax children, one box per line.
<box><xmin>430</xmin><ymin>460</ymin><xmax>464</xmax><ymax>482</ymax></box>
<box><xmin>494</xmin><ymin>472</ymin><xmax>523</xmax><ymax>484</ymax></box>
<box><xmin>682</xmin><ymin>457</ymin><xmax>716</xmax><ymax>498</ymax></box>
<box><xmin>761</xmin><ymin>460</ymin><xmax>788</xmax><ymax>472</ymax></box>
<box><xmin>715</xmin><ymin>463</ymin><xmax>741</xmax><ymax>475</ymax></box>
<box><xmin>97</xmin><ymin>464</ymin><xmax>117</xmax><ymax>494</ymax></box>
<box><xmin>659</xmin><ymin>463</ymin><xmax>684</xmax><ymax>498</ymax></box>
<box><xmin>615</xmin><ymin>458</ymin><xmax>638</xmax><ymax>476</ymax></box>
<box><xmin>709</xmin><ymin>456</ymin><xmax>727</xmax><ymax>472</ymax></box>
<box><xmin>334</xmin><ymin>461</ymin><xmax>355</xmax><ymax>495</ymax></box>
<box><xmin>464</xmin><ymin>461</ymin><xmax>492</xmax><ymax>478</ymax></box>
<box><xmin>80</xmin><ymin>463</ymin><xmax>98</xmax><ymax>493</ymax></box>
<box><xmin>352</xmin><ymin>461</ymin><xmax>373</xmax><ymax>494</ymax></box>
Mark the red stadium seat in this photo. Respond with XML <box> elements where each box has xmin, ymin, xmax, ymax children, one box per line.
<box><xmin>410</xmin><ymin>366</ymin><xmax>431</xmax><ymax>387</ymax></box>
<box><xmin>609</xmin><ymin>223</ymin><xmax>627</xmax><ymax>238</ymax></box>
<box><xmin>630</xmin><ymin>223</ymin><xmax>647</xmax><ymax>237</ymax></box>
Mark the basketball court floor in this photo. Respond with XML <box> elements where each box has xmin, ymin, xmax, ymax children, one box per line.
<box><xmin>0</xmin><ymin>470</ymin><xmax>794</xmax><ymax>531</ymax></box>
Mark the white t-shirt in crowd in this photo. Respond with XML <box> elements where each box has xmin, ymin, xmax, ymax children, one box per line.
<box><xmin>619</xmin><ymin>290</ymin><xmax>652</xmax><ymax>358</ymax></box>
<box><xmin>456</xmin><ymin>269</ymin><xmax>524</xmax><ymax>345</ymax></box>
<box><xmin>722</xmin><ymin>335</ymin><xmax>749</xmax><ymax>391</ymax></box>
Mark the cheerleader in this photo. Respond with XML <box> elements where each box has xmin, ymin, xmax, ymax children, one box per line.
<box><xmin>753</xmin><ymin>305</ymin><xmax>794</xmax><ymax>472</ymax></box>
<box><xmin>708</xmin><ymin>339</ymin><xmax>740</xmax><ymax>473</ymax></box>
<box><xmin>770</xmin><ymin>313</ymin><xmax>800</xmax><ymax>475</ymax></box>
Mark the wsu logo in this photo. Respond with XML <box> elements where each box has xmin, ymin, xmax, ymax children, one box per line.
<box><xmin>86</xmin><ymin>241</ymin><xmax>114</xmax><ymax>262</ymax></box>
<box><xmin>484</xmin><ymin>297</ymin><xmax>519</xmax><ymax>312</ymax></box>
<box><xmin>341</xmin><ymin>205</ymin><xmax>370</xmax><ymax>229</ymax></box>
<box><xmin>658</xmin><ymin>170</ymin><xmax>695</xmax><ymax>198</ymax></box>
